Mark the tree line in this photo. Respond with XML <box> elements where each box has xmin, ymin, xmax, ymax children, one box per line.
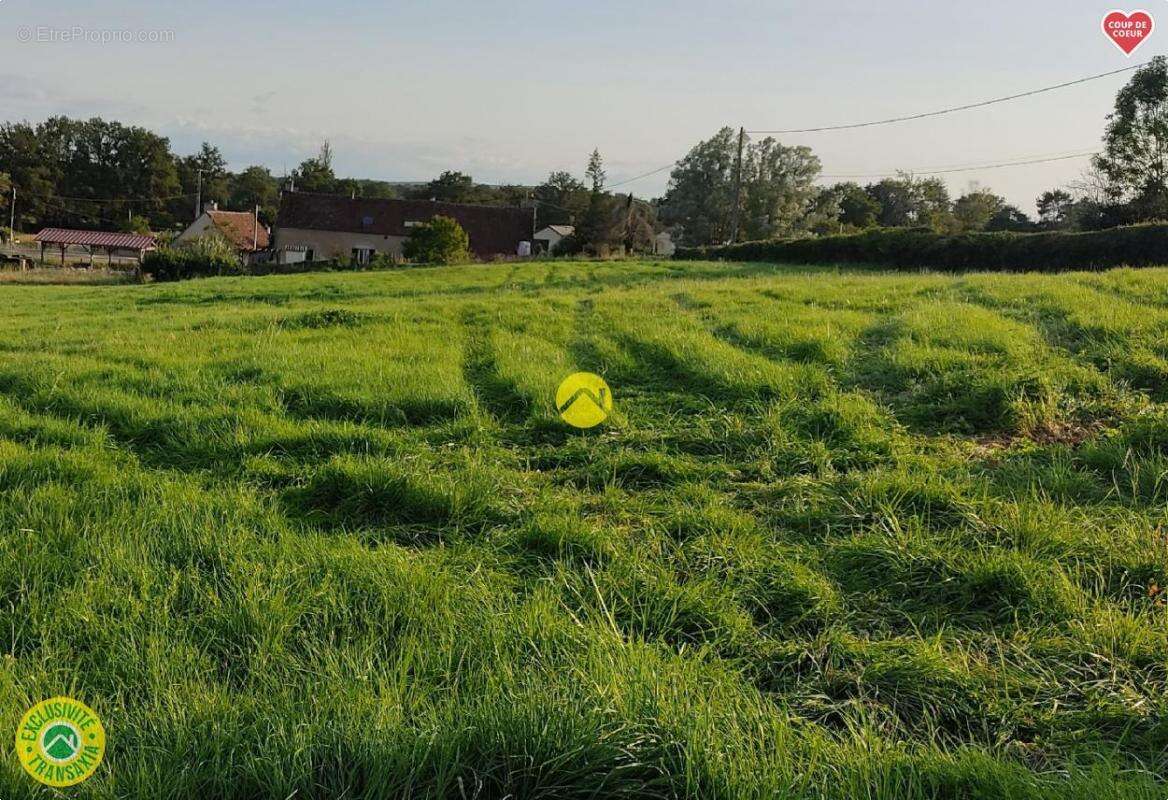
<box><xmin>2</xmin><ymin>56</ymin><xmax>1165</xmax><ymax>250</ymax></box>
<box><xmin>659</xmin><ymin>57</ymin><xmax>1168</xmax><ymax>246</ymax></box>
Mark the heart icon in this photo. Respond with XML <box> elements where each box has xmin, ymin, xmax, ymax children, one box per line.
<box><xmin>1103</xmin><ymin>10</ymin><xmax>1155</xmax><ymax>56</ymax></box>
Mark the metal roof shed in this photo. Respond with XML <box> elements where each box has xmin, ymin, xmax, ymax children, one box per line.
<box><xmin>34</xmin><ymin>228</ymin><xmax>157</xmax><ymax>268</ymax></box>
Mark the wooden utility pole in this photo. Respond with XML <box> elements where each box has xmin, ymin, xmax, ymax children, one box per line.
<box><xmin>729</xmin><ymin>127</ymin><xmax>746</xmax><ymax>244</ymax></box>
<box><xmin>194</xmin><ymin>169</ymin><xmax>204</xmax><ymax>221</ymax></box>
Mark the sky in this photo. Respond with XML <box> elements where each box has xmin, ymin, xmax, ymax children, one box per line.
<box><xmin>0</xmin><ymin>0</ymin><xmax>1156</xmax><ymax>214</ymax></box>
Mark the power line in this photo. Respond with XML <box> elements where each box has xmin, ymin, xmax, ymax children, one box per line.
<box><xmin>748</xmin><ymin>64</ymin><xmax>1143</xmax><ymax>134</ymax></box>
<box><xmin>604</xmin><ymin>64</ymin><xmax>1140</xmax><ymax>189</ymax></box>
<box><xmin>608</xmin><ymin>162</ymin><xmax>678</xmax><ymax>189</ymax></box>
<box><xmin>821</xmin><ymin>150</ymin><xmax>1098</xmax><ymax>180</ymax></box>
<box><xmin>21</xmin><ymin>190</ymin><xmax>197</xmax><ymax>204</ymax></box>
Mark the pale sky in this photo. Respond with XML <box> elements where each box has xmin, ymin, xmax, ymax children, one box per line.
<box><xmin>0</xmin><ymin>0</ymin><xmax>1155</xmax><ymax>214</ymax></box>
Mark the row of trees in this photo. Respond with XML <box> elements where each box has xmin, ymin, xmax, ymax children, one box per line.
<box><xmin>0</xmin><ymin>120</ymin><xmax>409</xmax><ymax>232</ymax></box>
<box><xmin>661</xmin><ymin>57</ymin><xmax>1168</xmax><ymax>246</ymax></box>
<box><xmin>4</xmin><ymin>56</ymin><xmax>1166</xmax><ymax>249</ymax></box>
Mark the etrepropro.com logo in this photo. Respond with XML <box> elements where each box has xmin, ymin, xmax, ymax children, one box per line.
<box><xmin>15</xmin><ymin>697</ymin><xmax>105</xmax><ymax>787</ymax></box>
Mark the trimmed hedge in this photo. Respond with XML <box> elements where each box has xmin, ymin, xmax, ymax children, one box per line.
<box><xmin>674</xmin><ymin>224</ymin><xmax>1168</xmax><ymax>272</ymax></box>
<box><xmin>143</xmin><ymin>249</ymin><xmax>245</xmax><ymax>281</ymax></box>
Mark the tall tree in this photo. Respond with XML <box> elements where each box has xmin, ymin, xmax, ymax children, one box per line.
<box><xmin>1036</xmin><ymin>189</ymin><xmax>1075</xmax><ymax>228</ymax></box>
<box><xmin>1095</xmin><ymin>55</ymin><xmax>1168</xmax><ymax>219</ymax></box>
<box><xmin>578</xmin><ymin>150</ymin><xmax>615</xmax><ymax>252</ymax></box>
<box><xmin>660</xmin><ymin>127</ymin><xmax>738</xmax><ymax>246</ymax></box>
<box><xmin>229</xmin><ymin>166</ymin><xmax>281</xmax><ymax>224</ymax></box>
<box><xmin>740</xmin><ymin>137</ymin><xmax>821</xmax><ymax>239</ymax></box>
<box><xmin>293</xmin><ymin>140</ymin><xmax>338</xmax><ymax>194</ymax></box>
<box><xmin>953</xmin><ymin>189</ymin><xmax>1006</xmax><ymax>232</ymax></box>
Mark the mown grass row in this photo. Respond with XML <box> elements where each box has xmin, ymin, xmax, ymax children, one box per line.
<box><xmin>0</xmin><ymin>260</ymin><xmax>1165</xmax><ymax>798</ymax></box>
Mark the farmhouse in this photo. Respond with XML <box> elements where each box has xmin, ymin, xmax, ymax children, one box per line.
<box><xmin>273</xmin><ymin>193</ymin><xmax>535</xmax><ymax>264</ymax></box>
<box><xmin>173</xmin><ymin>204</ymin><xmax>270</xmax><ymax>261</ymax></box>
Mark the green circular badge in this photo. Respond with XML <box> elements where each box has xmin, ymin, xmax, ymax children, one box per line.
<box><xmin>15</xmin><ymin>697</ymin><xmax>105</xmax><ymax>787</ymax></box>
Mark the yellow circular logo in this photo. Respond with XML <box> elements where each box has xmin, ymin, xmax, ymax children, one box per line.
<box><xmin>556</xmin><ymin>372</ymin><xmax>613</xmax><ymax>429</ymax></box>
<box><xmin>16</xmin><ymin>697</ymin><xmax>106</xmax><ymax>787</ymax></box>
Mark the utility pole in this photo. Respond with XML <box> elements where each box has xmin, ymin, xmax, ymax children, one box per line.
<box><xmin>253</xmin><ymin>204</ymin><xmax>260</xmax><ymax>251</ymax></box>
<box><xmin>8</xmin><ymin>187</ymin><xmax>15</xmax><ymax>241</ymax></box>
<box><xmin>729</xmin><ymin>126</ymin><xmax>746</xmax><ymax>244</ymax></box>
<box><xmin>194</xmin><ymin>169</ymin><xmax>205</xmax><ymax>221</ymax></box>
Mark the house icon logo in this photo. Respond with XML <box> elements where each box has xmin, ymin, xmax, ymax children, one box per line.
<box><xmin>556</xmin><ymin>372</ymin><xmax>614</xmax><ymax>429</ymax></box>
<box><xmin>15</xmin><ymin>697</ymin><xmax>106</xmax><ymax>787</ymax></box>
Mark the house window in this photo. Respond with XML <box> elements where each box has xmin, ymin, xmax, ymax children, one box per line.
<box><xmin>352</xmin><ymin>247</ymin><xmax>375</xmax><ymax>265</ymax></box>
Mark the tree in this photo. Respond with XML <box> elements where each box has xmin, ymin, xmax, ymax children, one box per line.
<box><xmin>293</xmin><ymin>141</ymin><xmax>338</xmax><ymax>194</ymax></box>
<box><xmin>424</xmin><ymin>171</ymin><xmax>476</xmax><ymax>203</ymax></box>
<box><xmin>1036</xmin><ymin>189</ymin><xmax>1075</xmax><ymax>228</ymax></box>
<box><xmin>833</xmin><ymin>182</ymin><xmax>881</xmax><ymax>230</ymax></box>
<box><xmin>953</xmin><ymin>189</ymin><xmax>1006</xmax><ymax>232</ymax></box>
<box><xmin>585</xmin><ymin>149</ymin><xmax>606</xmax><ymax>192</ymax></box>
<box><xmin>1095</xmin><ymin>56</ymin><xmax>1168</xmax><ymax>219</ymax></box>
<box><xmin>660</xmin><ymin>128</ymin><xmax>738</xmax><ymax>246</ymax></box>
<box><xmin>866</xmin><ymin>173</ymin><xmax>953</xmax><ymax>231</ymax></box>
<box><xmin>740</xmin><ymin>137</ymin><xmax>821</xmax><ymax>239</ymax></box>
<box><xmin>229</xmin><ymin>166</ymin><xmax>280</xmax><ymax>224</ymax></box>
<box><xmin>533</xmin><ymin>171</ymin><xmax>588</xmax><ymax>229</ymax></box>
<box><xmin>179</xmin><ymin>143</ymin><xmax>228</xmax><ymax>199</ymax></box>
<box><xmin>578</xmin><ymin>150</ymin><xmax>616</xmax><ymax>253</ymax></box>
<box><xmin>402</xmin><ymin>216</ymin><xmax>471</xmax><ymax>264</ymax></box>
<box><xmin>662</xmin><ymin>128</ymin><xmax>822</xmax><ymax>245</ymax></box>
<box><xmin>986</xmin><ymin>205</ymin><xmax>1035</xmax><ymax>232</ymax></box>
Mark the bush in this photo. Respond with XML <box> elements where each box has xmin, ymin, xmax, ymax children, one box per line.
<box><xmin>402</xmin><ymin>216</ymin><xmax>471</xmax><ymax>265</ymax></box>
<box><xmin>143</xmin><ymin>246</ymin><xmax>244</xmax><ymax>282</ymax></box>
<box><xmin>674</xmin><ymin>223</ymin><xmax>1168</xmax><ymax>272</ymax></box>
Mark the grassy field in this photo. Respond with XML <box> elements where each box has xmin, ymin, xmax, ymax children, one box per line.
<box><xmin>0</xmin><ymin>258</ymin><xmax>1166</xmax><ymax>799</ymax></box>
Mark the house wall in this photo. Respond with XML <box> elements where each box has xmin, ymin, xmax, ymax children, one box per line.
<box><xmin>172</xmin><ymin>214</ymin><xmax>217</xmax><ymax>248</ymax></box>
<box><xmin>273</xmin><ymin>228</ymin><xmax>408</xmax><ymax>263</ymax></box>
<box><xmin>534</xmin><ymin>230</ymin><xmax>565</xmax><ymax>254</ymax></box>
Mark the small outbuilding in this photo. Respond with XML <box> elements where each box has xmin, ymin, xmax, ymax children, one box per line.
<box><xmin>34</xmin><ymin>228</ymin><xmax>156</xmax><ymax>267</ymax></box>
<box><xmin>533</xmin><ymin>225</ymin><xmax>574</xmax><ymax>255</ymax></box>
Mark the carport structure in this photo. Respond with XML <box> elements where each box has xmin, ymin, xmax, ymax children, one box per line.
<box><xmin>34</xmin><ymin>228</ymin><xmax>156</xmax><ymax>268</ymax></box>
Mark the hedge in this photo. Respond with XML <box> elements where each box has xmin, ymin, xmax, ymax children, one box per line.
<box><xmin>143</xmin><ymin>249</ymin><xmax>245</xmax><ymax>281</ymax></box>
<box><xmin>673</xmin><ymin>224</ymin><xmax>1168</xmax><ymax>272</ymax></box>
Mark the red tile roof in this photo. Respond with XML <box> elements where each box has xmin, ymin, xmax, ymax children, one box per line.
<box><xmin>208</xmin><ymin>210</ymin><xmax>270</xmax><ymax>252</ymax></box>
<box><xmin>34</xmin><ymin>228</ymin><xmax>156</xmax><ymax>251</ymax></box>
<box><xmin>275</xmin><ymin>192</ymin><xmax>535</xmax><ymax>258</ymax></box>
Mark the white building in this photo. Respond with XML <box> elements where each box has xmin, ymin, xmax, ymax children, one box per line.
<box><xmin>533</xmin><ymin>225</ymin><xmax>574</xmax><ymax>255</ymax></box>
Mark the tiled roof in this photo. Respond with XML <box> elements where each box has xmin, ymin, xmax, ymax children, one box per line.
<box><xmin>208</xmin><ymin>210</ymin><xmax>270</xmax><ymax>251</ymax></box>
<box><xmin>34</xmin><ymin>228</ymin><xmax>156</xmax><ymax>250</ymax></box>
<box><xmin>275</xmin><ymin>192</ymin><xmax>534</xmax><ymax>257</ymax></box>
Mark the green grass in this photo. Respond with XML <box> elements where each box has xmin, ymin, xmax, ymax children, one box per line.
<box><xmin>0</xmin><ymin>259</ymin><xmax>1166</xmax><ymax>799</ymax></box>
